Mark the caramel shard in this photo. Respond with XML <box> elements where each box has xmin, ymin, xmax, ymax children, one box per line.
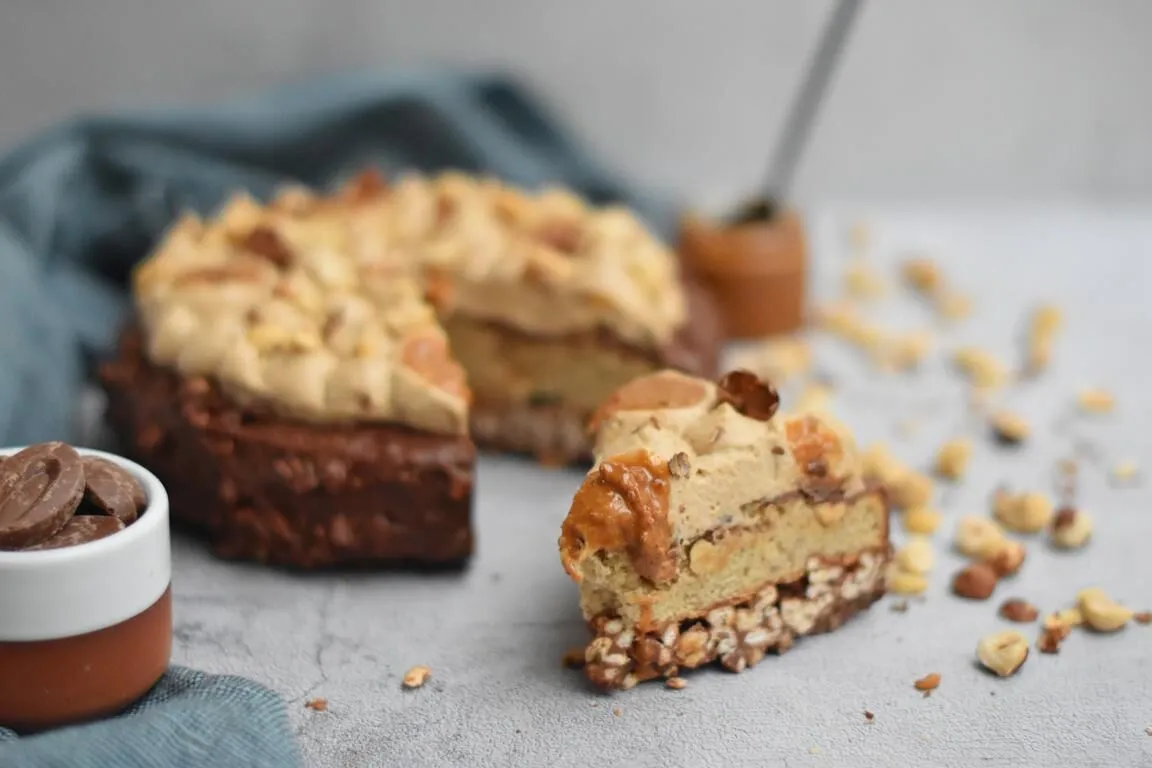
<box><xmin>562</xmin><ymin>370</ymin><xmax>890</xmax><ymax>690</ymax></box>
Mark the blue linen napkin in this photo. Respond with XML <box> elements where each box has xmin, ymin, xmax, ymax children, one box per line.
<box><xmin>0</xmin><ymin>70</ymin><xmax>669</xmax><ymax>447</ymax></box>
<box><xmin>0</xmin><ymin>70</ymin><xmax>669</xmax><ymax>766</ymax></box>
<box><xmin>0</xmin><ymin>666</ymin><xmax>301</xmax><ymax>768</ymax></box>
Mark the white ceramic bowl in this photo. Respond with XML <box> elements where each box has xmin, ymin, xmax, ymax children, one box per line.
<box><xmin>0</xmin><ymin>446</ymin><xmax>172</xmax><ymax>732</ymax></box>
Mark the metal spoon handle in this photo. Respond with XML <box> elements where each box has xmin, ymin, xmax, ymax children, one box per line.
<box><xmin>765</xmin><ymin>0</ymin><xmax>864</xmax><ymax>201</ymax></box>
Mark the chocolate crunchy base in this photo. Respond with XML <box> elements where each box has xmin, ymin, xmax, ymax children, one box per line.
<box><xmin>99</xmin><ymin>329</ymin><xmax>475</xmax><ymax>569</ymax></box>
<box><xmin>582</xmin><ymin>550</ymin><xmax>888</xmax><ymax>690</ymax></box>
<box><xmin>470</xmin><ymin>278</ymin><xmax>724</xmax><ymax>465</ymax></box>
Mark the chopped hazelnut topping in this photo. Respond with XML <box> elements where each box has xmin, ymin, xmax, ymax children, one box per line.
<box><xmin>992</xmin><ymin>489</ymin><xmax>1052</xmax><ymax>534</ymax></box>
<box><xmin>402</xmin><ymin>665</ymin><xmax>432</xmax><ymax>689</ymax></box>
<box><xmin>667</xmin><ymin>452</ymin><xmax>691</xmax><ymax>479</ymax></box>
<box><xmin>952</xmin><ymin>563</ymin><xmax>999</xmax><ymax>600</ymax></box>
<box><xmin>989</xmin><ymin>410</ymin><xmax>1029</xmax><ymax>446</ymax></box>
<box><xmin>999</xmin><ymin>598</ymin><xmax>1040</xmax><ymax>623</ymax></box>
<box><xmin>715</xmin><ymin>370</ymin><xmax>780</xmax><ymax>422</ymax></box>
<box><xmin>902</xmin><ymin>507</ymin><xmax>942</xmax><ymax>536</ymax></box>
<box><xmin>1050</xmin><ymin>507</ymin><xmax>1092</xmax><ymax>549</ymax></box>
<box><xmin>934</xmin><ymin>438</ymin><xmax>973</xmax><ymax>480</ymax></box>
<box><xmin>976</xmin><ymin>631</ymin><xmax>1029</xmax><ymax>677</ymax></box>
<box><xmin>895</xmin><ymin>537</ymin><xmax>934</xmax><ymax>575</ymax></box>
<box><xmin>913</xmin><ymin>672</ymin><xmax>941</xmax><ymax>692</ymax></box>
<box><xmin>1076</xmin><ymin>388</ymin><xmax>1115</xmax><ymax>414</ymax></box>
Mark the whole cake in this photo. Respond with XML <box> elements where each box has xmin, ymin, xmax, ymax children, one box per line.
<box><xmin>101</xmin><ymin>171</ymin><xmax>720</xmax><ymax>567</ymax></box>
<box><xmin>559</xmin><ymin>370</ymin><xmax>890</xmax><ymax>689</ymax></box>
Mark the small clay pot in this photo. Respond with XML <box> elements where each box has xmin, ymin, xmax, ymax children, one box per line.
<box><xmin>678</xmin><ymin>207</ymin><xmax>807</xmax><ymax>339</ymax></box>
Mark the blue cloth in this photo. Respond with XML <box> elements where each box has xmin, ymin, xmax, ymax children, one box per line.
<box><xmin>0</xmin><ymin>666</ymin><xmax>301</xmax><ymax>767</ymax></box>
<box><xmin>0</xmin><ymin>71</ymin><xmax>667</xmax><ymax>447</ymax></box>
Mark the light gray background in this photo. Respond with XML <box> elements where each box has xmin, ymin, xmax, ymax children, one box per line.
<box><xmin>4</xmin><ymin>0</ymin><xmax>1152</xmax><ymax>206</ymax></box>
<box><xmin>82</xmin><ymin>207</ymin><xmax>1152</xmax><ymax>767</ymax></box>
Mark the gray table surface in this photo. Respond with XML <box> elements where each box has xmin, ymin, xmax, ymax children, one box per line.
<box><xmin>85</xmin><ymin>207</ymin><xmax>1152</xmax><ymax>767</ymax></box>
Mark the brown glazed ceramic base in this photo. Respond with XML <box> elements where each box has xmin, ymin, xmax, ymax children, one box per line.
<box><xmin>0</xmin><ymin>588</ymin><xmax>172</xmax><ymax>732</ymax></box>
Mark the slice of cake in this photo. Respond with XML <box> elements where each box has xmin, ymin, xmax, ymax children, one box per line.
<box><xmin>559</xmin><ymin>370</ymin><xmax>890</xmax><ymax>689</ymax></box>
<box><xmin>100</xmin><ymin>187</ymin><xmax>475</xmax><ymax>568</ymax></box>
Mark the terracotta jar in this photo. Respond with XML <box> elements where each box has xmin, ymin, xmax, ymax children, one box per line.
<box><xmin>0</xmin><ymin>448</ymin><xmax>172</xmax><ymax>732</ymax></box>
<box><xmin>678</xmin><ymin>206</ymin><xmax>807</xmax><ymax>339</ymax></box>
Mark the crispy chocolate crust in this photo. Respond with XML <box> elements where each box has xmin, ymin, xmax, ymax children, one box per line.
<box><xmin>582</xmin><ymin>549</ymin><xmax>889</xmax><ymax>690</ymax></box>
<box><xmin>468</xmin><ymin>277</ymin><xmax>724</xmax><ymax>464</ymax></box>
<box><xmin>99</xmin><ymin>329</ymin><xmax>475</xmax><ymax>569</ymax></box>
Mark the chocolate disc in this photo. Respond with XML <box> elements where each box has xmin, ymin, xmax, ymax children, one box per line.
<box><xmin>82</xmin><ymin>457</ymin><xmax>146</xmax><ymax>524</ymax></box>
<box><xmin>0</xmin><ymin>442</ymin><xmax>86</xmax><ymax>550</ymax></box>
<box><xmin>26</xmin><ymin>515</ymin><xmax>125</xmax><ymax>551</ymax></box>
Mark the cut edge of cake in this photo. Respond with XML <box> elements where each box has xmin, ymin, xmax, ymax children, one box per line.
<box><xmin>558</xmin><ymin>369</ymin><xmax>891</xmax><ymax>689</ymax></box>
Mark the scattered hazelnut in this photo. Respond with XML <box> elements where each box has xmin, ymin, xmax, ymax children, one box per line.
<box><xmin>976</xmin><ymin>631</ymin><xmax>1029</xmax><ymax>677</ymax></box>
<box><xmin>612</xmin><ymin>707</ymin><xmax>622</xmax><ymax>717</ymax></box>
<box><xmin>954</xmin><ymin>347</ymin><xmax>1007</xmax><ymax>389</ymax></box>
<box><xmin>879</xmin><ymin>331</ymin><xmax>933</xmax><ymax>372</ymax></box>
<box><xmin>402</xmin><ymin>665</ymin><xmax>432</xmax><ymax>689</ymax></box>
<box><xmin>934</xmin><ymin>438</ymin><xmax>973</xmax><ymax>481</ymax></box>
<box><xmin>1050</xmin><ymin>507</ymin><xmax>1092</xmax><ymax>549</ymax></box>
<box><xmin>1037</xmin><ymin>626</ymin><xmax>1067</xmax><ymax>654</ymax></box>
<box><xmin>954</xmin><ymin>516</ymin><xmax>1007</xmax><ymax>559</ymax></box>
<box><xmin>304</xmin><ymin>697</ymin><xmax>328</xmax><ymax>712</ymax></box>
<box><xmin>891</xmin><ymin>471</ymin><xmax>935</xmax><ymax>511</ymax></box>
<box><xmin>936</xmin><ymin>291</ymin><xmax>972</xmax><ymax>321</ymax></box>
<box><xmin>989</xmin><ymin>411</ymin><xmax>1029</xmax><ymax>446</ymax></box>
<box><xmin>1078</xmin><ymin>589</ymin><xmax>1133</xmax><ymax>632</ymax></box>
<box><xmin>864</xmin><ymin>710</ymin><xmax>875</xmax><ymax>722</ymax></box>
<box><xmin>999</xmin><ymin>598</ymin><xmax>1039</xmax><ymax>623</ymax></box>
<box><xmin>562</xmin><ymin>648</ymin><xmax>586</xmax><ymax>668</ymax></box>
<box><xmin>1076</xmin><ymin>388</ymin><xmax>1114</xmax><ymax>414</ymax></box>
<box><xmin>1023</xmin><ymin>304</ymin><xmax>1062</xmax><ymax>374</ymax></box>
<box><xmin>888</xmin><ymin>567</ymin><xmax>929</xmax><ymax>596</ymax></box>
<box><xmin>844</xmin><ymin>259</ymin><xmax>887</xmax><ymax>299</ymax></box>
<box><xmin>665</xmin><ymin>677</ymin><xmax>687</xmax><ymax>690</ymax></box>
<box><xmin>902</xmin><ymin>507</ymin><xmax>942</xmax><ymax>535</ymax></box>
<box><xmin>902</xmin><ymin>258</ymin><xmax>942</xmax><ymax>296</ymax></box>
<box><xmin>1047</xmin><ymin>608</ymin><xmax>1084</xmax><ymax>629</ymax></box>
<box><xmin>983</xmin><ymin>540</ymin><xmax>1027</xmax><ymax>577</ymax></box>
<box><xmin>895</xmin><ymin>537</ymin><xmax>934</xmax><ymax>575</ymax></box>
<box><xmin>992</xmin><ymin>490</ymin><xmax>1052</xmax><ymax>534</ymax></box>
<box><xmin>1111</xmin><ymin>461</ymin><xmax>1139</xmax><ymax>484</ymax></box>
<box><xmin>913</xmin><ymin>673</ymin><xmax>941</xmax><ymax>692</ymax></box>
<box><xmin>1133</xmin><ymin>612</ymin><xmax>1152</xmax><ymax>625</ymax></box>
<box><xmin>952</xmin><ymin>563</ymin><xmax>999</xmax><ymax>600</ymax></box>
